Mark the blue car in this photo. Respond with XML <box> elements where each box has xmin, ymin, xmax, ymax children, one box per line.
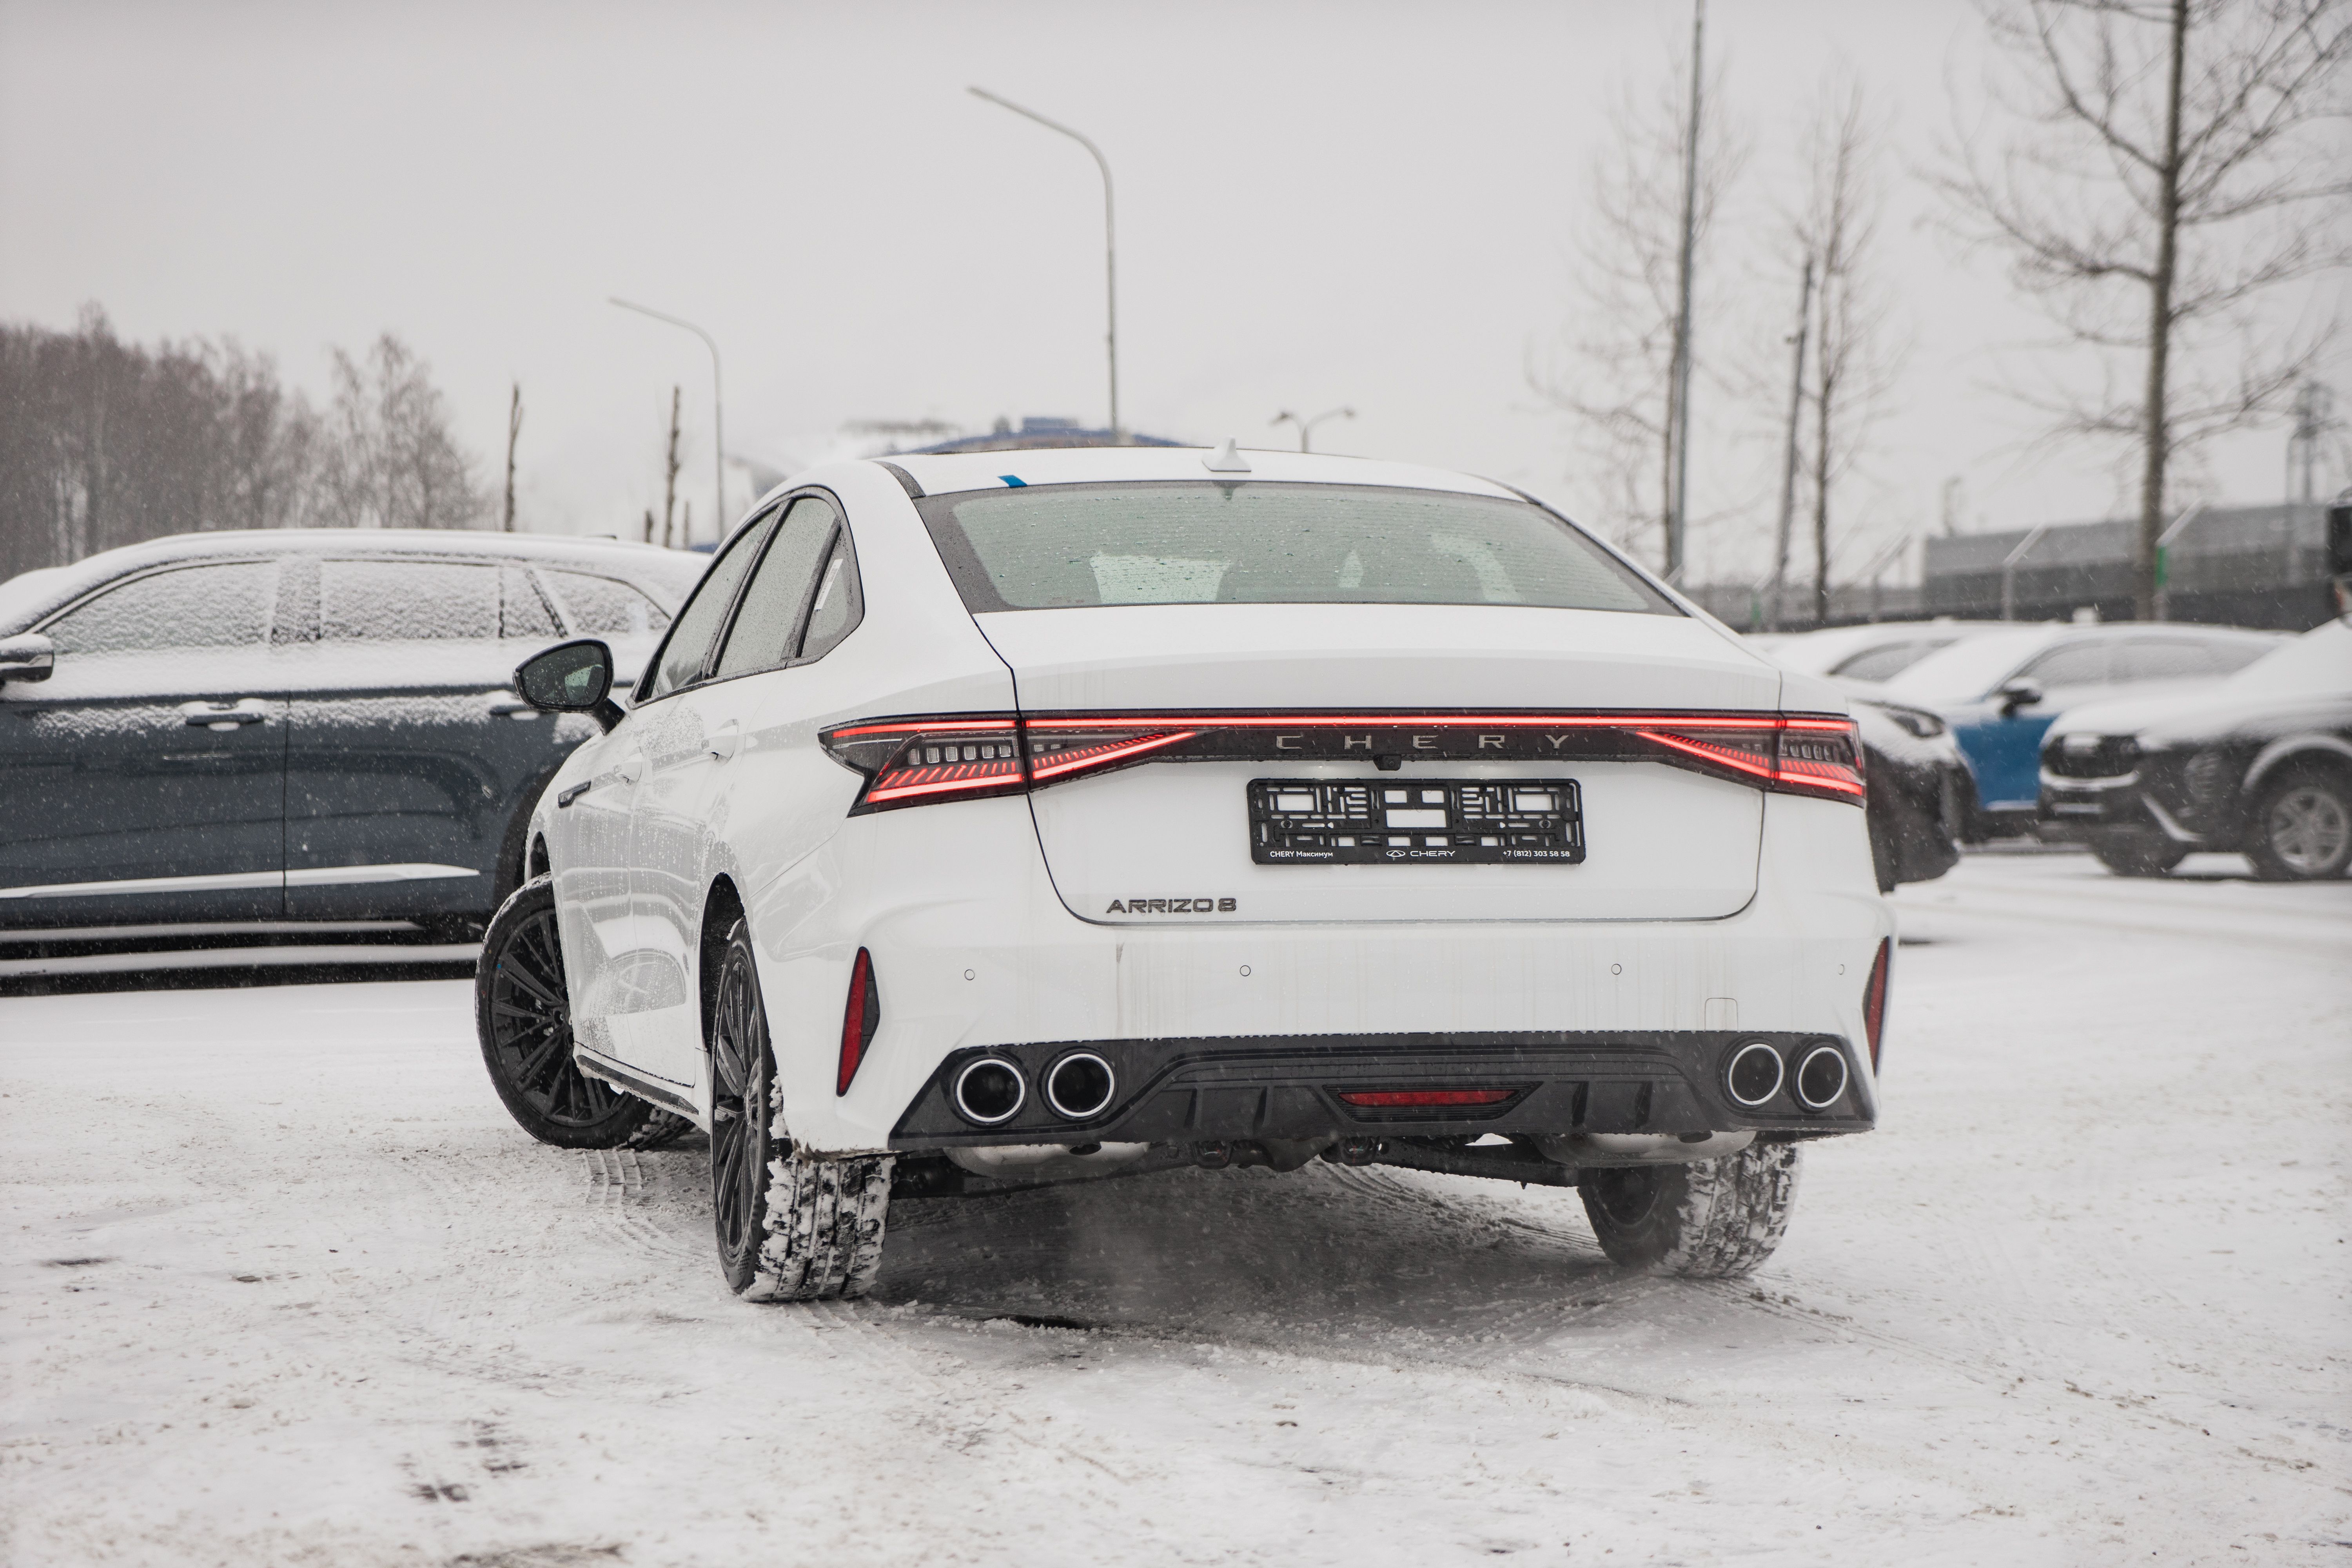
<box><xmin>1872</xmin><ymin>622</ymin><xmax>2282</xmax><ymax>834</ymax></box>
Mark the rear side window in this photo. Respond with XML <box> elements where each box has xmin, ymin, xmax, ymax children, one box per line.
<box><xmin>799</xmin><ymin>532</ymin><xmax>863</xmax><ymax>661</ymax></box>
<box><xmin>916</xmin><ymin>482</ymin><xmax>1675</xmax><ymax>615</ymax></box>
<box><xmin>546</xmin><ymin>570</ymin><xmax>671</xmax><ymax>637</ymax></box>
<box><xmin>44</xmin><ymin>561</ymin><xmax>276</xmax><ymax>653</ymax></box>
<box><xmin>321</xmin><ymin>560</ymin><xmax>499</xmax><ymax>641</ymax></box>
<box><xmin>645</xmin><ymin>513</ymin><xmax>775</xmax><ymax>699</ymax></box>
<box><xmin>715</xmin><ymin>496</ymin><xmax>842</xmax><ymax>678</ymax></box>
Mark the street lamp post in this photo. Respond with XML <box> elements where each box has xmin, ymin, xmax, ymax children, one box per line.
<box><xmin>969</xmin><ymin>87</ymin><xmax>1120</xmax><ymax>443</ymax></box>
<box><xmin>610</xmin><ymin>298</ymin><xmax>725</xmax><ymax>543</ymax></box>
<box><xmin>1271</xmin><ymin>407</ymin><xmax>1354</xmax><ymax>453</ymax></box>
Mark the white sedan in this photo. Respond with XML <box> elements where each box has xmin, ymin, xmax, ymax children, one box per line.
<box><xmin>476</xmin><ymin>446</ymin><xmax>1893</xmax><ymax>1301</ymax></box>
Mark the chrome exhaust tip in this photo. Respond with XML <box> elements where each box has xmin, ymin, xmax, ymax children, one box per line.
<box><xmin>951</xmin><ymin>1057</ymin><xmax>1026</xmax><ymax>1125</ymax></box>
<box><xmin>1042</xmin><ymin>1051</ymin><xmax>1116</xmax><ymax>1120</ymax></box>
<box><xmin>1723</xmin><ymin>1041</ymin><xmax>1786</xmax><ymax>1108</ymax></box>
<box><xmin>1793</xmin><ymin>1044</ymin><xmax>1849</xmax><ymax>1111</ymax></box>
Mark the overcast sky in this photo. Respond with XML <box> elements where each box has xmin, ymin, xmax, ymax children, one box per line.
<box><xmin>3</xmin><ymin>0</ymin><xmax>2344</xmax><ymax>583</ymax></box>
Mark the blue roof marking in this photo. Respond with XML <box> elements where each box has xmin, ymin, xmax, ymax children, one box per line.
<box><xmin>998</xmin><ymin>474</ymin><xmax>1027</xmax><ymax>487</ymax></box>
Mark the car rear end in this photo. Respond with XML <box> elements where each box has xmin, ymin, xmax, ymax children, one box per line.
<box><xmin>764</xmin><ymin>452</ymin><xmax>1892</xmax><ymax>1181</ymax></box>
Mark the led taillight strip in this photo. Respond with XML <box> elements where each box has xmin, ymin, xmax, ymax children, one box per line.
<box><xmin>824</xmin><ymin>710</ymin><xmax>1865</xmax><ymax>812</ymax></box>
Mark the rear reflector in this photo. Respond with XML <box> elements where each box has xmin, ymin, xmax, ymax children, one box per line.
<box><xmin>836</xmin><ymin>948</ymin><xmax>880</xmax><ymax>1096</ymax></box>
<box><xmin>1862</xmin><ymin>937</ymin><xmax>1892</xmax><ymax>1072</ymax></box>
<box><xmin>820</xmin><ymin>710</ymin><xmax>1866</xmax><ymax>813</ymax></box>
<box><xmin>1336</xmin><ymin>1089</ymin><xmax>1516</xmax><ymax>1108</ymax></box>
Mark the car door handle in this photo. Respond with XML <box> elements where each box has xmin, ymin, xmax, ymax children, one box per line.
<box><xmin>557</xmin><ymin>781</ymin><xmax>592</xmax><ymax>808</ymax></box>
<box><xmin>179</xmin><ymin>699</ymin><xmax>269</xmax><ymax>730</ymax></box>
<box><xmin>709</xmin><ymin>722</ymin><xmax>740</xmax><ymax>761</ymax></box>
<box><xmin>488</xmin><ymin>697</ymin><xmax>539</xmax><ymax>719</ymax></box>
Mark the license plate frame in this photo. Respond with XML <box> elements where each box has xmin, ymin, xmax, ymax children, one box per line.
<box><xmin>1247</xmin><ymin>778</ymin><xmax>1586</xmax><ymax>866</ymax></box>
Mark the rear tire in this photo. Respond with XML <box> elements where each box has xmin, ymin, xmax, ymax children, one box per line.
<box><xmin>707</xmin><ymin>918</ymin><xmax>892</xmax><ymax>1302</ymax></box>
<box><xmin>476</xmin><ymin>877</ymin><xmax>689</xmax><ymax>1150</ymax></box>
<box><xmin>2088</xmin><ymin>837</ymin><xmax>2187</xmax><ymax>878</ymax></box>
<box><xmin>1580</xmin><ymin>1142</ymin><xmax>1801</xmax><ymax>1278</ymax></box>
<box><xmin>2245</xmin><ymin>766</ymin><xmax>2352</xmax><ymax>882</ymax></box>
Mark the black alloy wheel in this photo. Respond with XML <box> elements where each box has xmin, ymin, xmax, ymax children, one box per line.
<box><xmin>475</xmin><ymin>877</ymin><xmax>681</xmax><ymax>1148</ymax></box>
<box><xmin>2247</xmin><ymin>768</ymin><xmax>2352</xmax><ymax>882</ymax></box>
<box><xmin>710</xmin><ymin>924</ymin><xmax>778</xmax><ymax>1292</ymax></box>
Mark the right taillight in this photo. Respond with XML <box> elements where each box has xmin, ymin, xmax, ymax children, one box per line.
<box><xmin>1862</xmin><ymin>936</ymin><xmax>1892</xmax><ymax>1072</ymax></box>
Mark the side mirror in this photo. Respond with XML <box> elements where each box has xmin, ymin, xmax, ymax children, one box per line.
<box><xmin>0</xmin><ymin>633</ymin><xmax>55</xmax><ymax>684</ymax></box>
<box><xmin>1996</xmin><ymin>678</ymin><xmax>2044</xmax><ymax>717</ymax></box>
<box><xmin>514</xmin><ymin>639</ymin><xmax>623</xmax><ymax>732</ymax></box>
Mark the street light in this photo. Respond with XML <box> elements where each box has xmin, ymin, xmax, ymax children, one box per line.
<box><xmin>610</xmin><ymin>298</ymin><xmax>724</xmax><ymax>544</ymax></box>
<box><xmin>1271</xmin><ymin>407</ymin><xmax>1354</xmax><ymax>454</ymax></box>
<box><xmin>969</xmin><ymin>86</ymin><xmax>1121</xmax><ymax>443</ymax></box>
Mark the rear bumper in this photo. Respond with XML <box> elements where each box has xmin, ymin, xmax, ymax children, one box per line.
<box><xmin>745</xmin><ymin>792</ymin><xmax>1891</xmax><ymax>1155</ymax></box>
<box><xmin>889</xmin><ymin>1029</ymin><xmax>1874</xmax><ymax>1150</ymax></box>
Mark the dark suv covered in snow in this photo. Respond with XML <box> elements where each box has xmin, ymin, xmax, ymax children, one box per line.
<box><xmin>0</xmin><ymin>530</ymin><xmax>705</xmax><ymax>935</ymax></box>
<box><xmin>2038</xmin><ymin>617</ymin><xmax>2352</xmax><ymax>879</ymax></box>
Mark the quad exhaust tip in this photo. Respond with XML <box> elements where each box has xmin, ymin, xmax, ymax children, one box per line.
<box><xmin>1043</xmin><ymin>1052</ymin><xmax>1116</xmax><ymax>1121</ymax></box>
<box><xmin>952</xmin><ymin>1057</ymin><xmax>1026</xmax><ymax>1125</ymax></box>
<box><xmin>1794</xmin><ymin>1044</ymin><xmax>1849</xmax><ymax>1111</ymax></box>
<box><xmin>1723</xmin><ymin>1041</ymin><xmax>1785</xmax><ymax>1108</ymax></box>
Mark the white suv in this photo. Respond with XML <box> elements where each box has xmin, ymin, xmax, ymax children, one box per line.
<box><xmin>475</xmin><ymin>446</ymin><xmax>1892</xmax><ymax>1301</ymax></box>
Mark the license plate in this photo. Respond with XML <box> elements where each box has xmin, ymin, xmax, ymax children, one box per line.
<box><xmin>1248</xmin><ymin>779</ymin><xmax>1586</xmax><ymax>865</ymax></box>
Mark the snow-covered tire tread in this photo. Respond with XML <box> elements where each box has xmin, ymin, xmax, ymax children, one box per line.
<box><xmin>1582</xmin><ymin>1141</ymin><xmax>1802</xmax><ymax>1279</ymax></box>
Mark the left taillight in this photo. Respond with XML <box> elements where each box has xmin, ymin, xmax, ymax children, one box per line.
<box><xmin>836</xmin><ymin>947</ymin><xmax>880</xmax><ymax>1096</ymax></box>
<box><xmin>821</xmin><ymin>716</ymin><xmax>1027</xmax><ymax>811</ymax></box>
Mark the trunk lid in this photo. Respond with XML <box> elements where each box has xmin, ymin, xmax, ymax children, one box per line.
<box><xmin>978</xmin><ymin>604</ymin><xmax>1785</xmax><ymax>925</ymax></box>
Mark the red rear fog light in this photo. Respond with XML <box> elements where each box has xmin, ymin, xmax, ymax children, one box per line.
<box><xmin>1336</xmin><ymin>1089</ymin><xmax>1516</xmax><ymax>1108</ymax></box>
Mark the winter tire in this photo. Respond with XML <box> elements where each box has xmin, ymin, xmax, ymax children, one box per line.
<box><xmin>475</xmin><ymin>877</ymin><xmax>691</xmax><ymax>1150</ymax></box>
<box><xmin>708</xmin><ymin>918</ymin><xmax>893</xmax><ymax>1302</ymax></box>
<box><xmin>2088</xmin><ymin>836</ymin><xmax>2187</xmax><ymax>878</ymax></box>
<box><xmin>1580</xmin><ymin>1140</ymin><xmax>1801</xmax><ymax>1278</ymax></box>
<box><xmin>2245</xmin><ymin>767</ymin><xmax>2352</xmax><ymax>882</ymax></box>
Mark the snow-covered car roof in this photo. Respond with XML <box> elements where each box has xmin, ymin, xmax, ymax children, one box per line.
<box><xmin>2046</xmin><ymin>617</ymin><xmax>2352</xmax><ymax>738</ymax></box>
<box><xmin>1876</xmin><ymin>620</ymin><xmax>2285</xmax><ymax>705</ymax></box>
<box><xmin>0</xmin><ymin>529</ymin><xmax>710</xmax><ymax>636</ymax></box>
<box><xmin>1748</xmin><ymin>620</ymin><xmax>2019</xmax><ymax>680</ymax></box>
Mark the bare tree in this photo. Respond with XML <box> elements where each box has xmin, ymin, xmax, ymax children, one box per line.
<box><xmin>316</xmin><ymin>333</ymin><xmax>484</xmax><ymax>530</ymax></box>
<box><xmin>1795</xmin><ymin>80</ymin><xmax>1908</xmax><ymax>626</ymax></box>
<box><xmin>501</xmin><ymin>382</ymin><xmax>522</xmax><ymax>532</ymax></box>
<box><xmin>1531</xmin><ymin>44</ymin><xmax>1746</xmax><ymax>569</ymax></box>
<box><xmin>660</xmin><ymin>386</ymin><xmax>683</xmax><ymax>548</ymax></box>
<box><xmin>1940</xmin><ymin>0</ymin><xmax>2352</xmax><ymax>618</ymax></box>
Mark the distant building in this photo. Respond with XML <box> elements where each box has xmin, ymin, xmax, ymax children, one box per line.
<box><xmin>1921</xmin><ymin>503</ymin><xmax>2338</xmax><ymax>630</ymax></box>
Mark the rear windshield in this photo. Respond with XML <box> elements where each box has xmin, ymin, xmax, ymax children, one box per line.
<box><xmin>915</xmin><ymin>482</ymin><xmax>1677</xmax><ymax>615</ymax></box>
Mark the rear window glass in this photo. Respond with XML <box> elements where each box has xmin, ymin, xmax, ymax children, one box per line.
<box><xmin>1829</xmin><ymin>638</ymin><xmax>1955</xmax><ymax>682</ymax></box>
<box><xmin>916</xmin><ymin>482</ymin><xmax>1675</xmax><ymax>615</ymax></box>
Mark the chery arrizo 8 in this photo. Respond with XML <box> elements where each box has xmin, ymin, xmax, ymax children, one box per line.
<box><xmin>475</xmin><ymin>447</ymin><xmax>1893</xmax><ymax>1301</ymax></box>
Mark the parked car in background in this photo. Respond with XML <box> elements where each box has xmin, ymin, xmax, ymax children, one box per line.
<box><xmin>2039</xmin><ymin>617</ymin><xmax>2352</xmax><ymax>879</ymax></box>
<box><xmin>0</xmin><ymin>531</ymin><xmax>706</xmax><ymax>936</ymax></box>
<box><xmin>1750</xmin><ymin>619</ymin><xmax>2016</xmax><ymax>685</ymax></box>
<box><xmin>1872</xmin><ymin>621</ymin><xmax>2283</xmax><ymax>835</ymax></box>
<box><xmin>1846</xmin><ymin>693</ymin><xmax>1973</xmax><ymax>890</ymax></box>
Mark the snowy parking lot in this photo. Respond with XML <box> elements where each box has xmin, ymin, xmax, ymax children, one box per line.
<box><xmin>3</xmin><ymin>852</ymin><xmax>2347</xmax><ymax>1567</ymax></box>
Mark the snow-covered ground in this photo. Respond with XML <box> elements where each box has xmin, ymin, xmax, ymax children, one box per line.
<box><xmin>4</xmin><ymin>853</ymin><xmax>2347</xmax><ymax>1566</ymax></box>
